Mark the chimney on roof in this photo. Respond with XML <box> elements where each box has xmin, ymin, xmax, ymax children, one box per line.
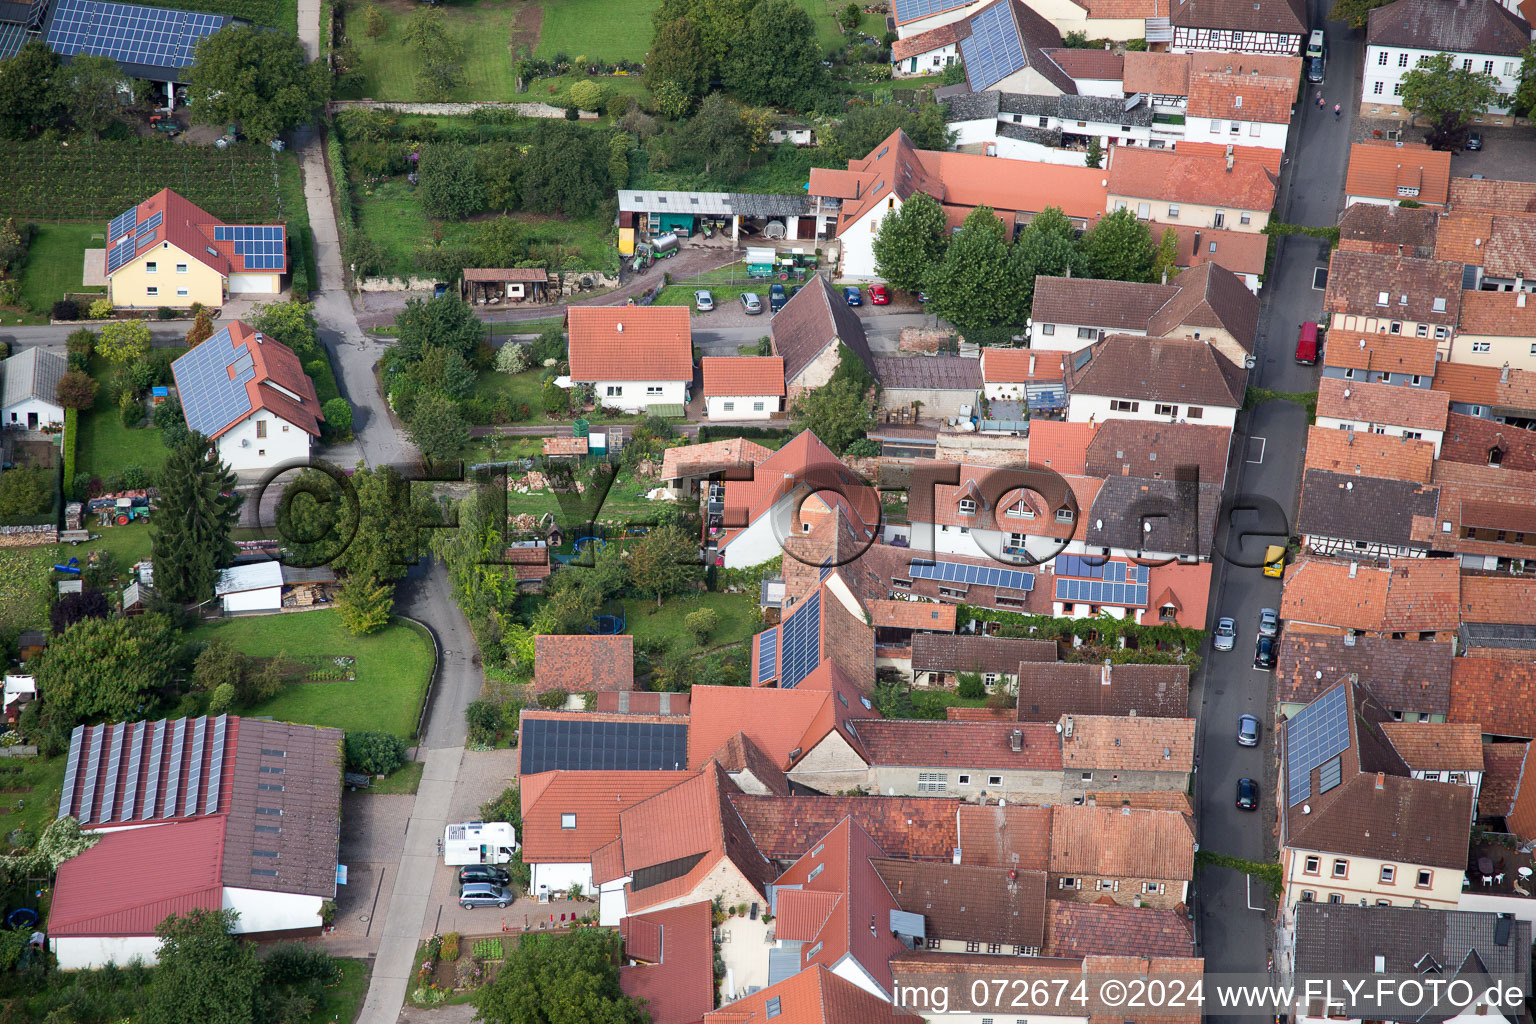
<box><xmin>1520</xmin><ymin>292</ymin><xmax>1528</xmax><ymax>308</ymax></box>
<box><xmin>1010</xmin><ymin>729</ymin><xmax>1023</xmax><ymax>752</ymax></box>
<box><xmin>1375</xmin><ymin>771</ymin><xmax>1386</xmax><ymax>789</ymax></box>
<box><xmin>254</xmin><ymin>333</ymin><xmax>263</xmax><ymax>344</ymax></box>
<box><xmin>1349</xmin><ymin>561</ymin><xmax>1359</xmax><ymax>578</ymax></box>
<box><xmin>1102</xmin><ymin>659</ymin><xmax>1112</xmax><ymax>686</ymax></box>
<box><xmin>616</xmin><ymin>322</ymin><xmax>624</xmax><ymax>333</ymax></box>
<box><xmin>1029</xmin><ymin>353</ymin><xmax>1036</xmax><ymax>376</ymax></box>
<box><xmin>1502</xmin><ymin>362</ymin><xmax>1511</xmax><ymax>383</ymax></box>
<box><xmin>1225</xmin><ymin>152</ymin><xmax>1234</xmax><ymax>173</ymax></box>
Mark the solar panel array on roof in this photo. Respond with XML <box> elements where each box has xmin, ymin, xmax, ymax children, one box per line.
<box><xmin>120</xmin><ymin>721</ymin><xmax>143</xmax><ymax>821</ymax></box>
<box><xmin>910</xmin><ymin>560</ymin><xmax>1035</xmax><ymax>592</ymax></box>
<box><xmin>142</xmin><ymin>719</ymin><xmax>165</xmax><ymax>820</ymax></box>
<box><xmin>779</xmin><ymin>590</ymin><xmax>821</xmax><ymax>689</ymax></box>
<box><xmin>1317</xmin><ymin>755</ymin><xmax>1342</xmax><ymax>795</ymax></box>
<box><xmin>757</xmin><ymin>626</ymin><xmax>780</xmax><ymax>684</ymax></box>
<box><xmin>1054</xmin><ymin>577</ymin><xmax>1149</xmax><ymax>607</ymax></box>
<box><xmin>173</xmin><ymin>325</ymin><xmax>255</xmax><ymax>437</ymax></box>
<box><xmin>891</xmin><ymin>0</ymin><xmax>966</xmax><ymax>23</ymax></box>
<box><xmin>47</xmin><ymin>0</ymin><xmax>226</xmax><ymax>70</ymax></box>
<box><xmin>0</xmin><ymin>21</ymin><xmax>34</xmax><ymax>61</ymax></box>
<box><xmin>58</xmin><ymin>725</ymin><xmax>85</xmax><ymax>819</ymax></box>
<box><xmin>1285</xmin><ymin>685</ymin><xmax>1351</xmax><ymax>806</ymax></box>
<box><xmin>959</xmin><ymin>0</ymin><xmax>1025</xmax><ymax>91</ymax></box>
<box><xmin>1054</xmin><ymin>555</ymin><xmax>1147</xmax><ymax>584</ymax></box>
<box><xmin>108</xmin><ymin>205</ymin><xmax>138</xmax><ymax>243</ymax></box>
<box><xmin>214</xmin><ymin>225</ymin><xmax>286</xmax><ymax>271</ymax></box>
<box><xmin>519</xmin><ymin>717</ymin><xmax>688</xmax><ymax>774</ymax></box>
<box><xmin>205</xmin><ymin>715</ymin><xmax>227</xmax><ymax>814</ymax></box>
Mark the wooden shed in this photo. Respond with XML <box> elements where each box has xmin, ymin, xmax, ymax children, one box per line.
<box><xmin>462</xmin><ymin>268</ymin><xmax>549</xmax><ymax>305</ymax></box>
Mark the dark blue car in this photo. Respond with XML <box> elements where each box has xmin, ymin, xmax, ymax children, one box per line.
<box><xmin>843</xmin><ymin>286</ymin><xmax>862</xmax><ymax>306</ymax></box>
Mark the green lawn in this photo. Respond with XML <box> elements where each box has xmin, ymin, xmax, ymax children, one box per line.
<box><xmin>345</xmin><ymin>0</ymin><xmax>524</xmax><ymax>101</ymax></box>
<box><xmin>622</xmin><ymin>592</ymin><xmax>760</xmax><ymax>651</ymax></box>
<box><xmin>0</xmin><ymin>549</ymin><xmax>57</xmax><ymax>631</ymax></box>
<box><xmin>190</xmin><ymin>612</ymin><xmax>436</xmax><ymax>738</ymax></box>
<box><xmin>19</xmin><ymin>223</ymin><xmax>105</xmax><ymax>317</ymax></box>
<box><xmin>534</xmin><ymin>0</ymin><xmax>842</xmax><ymax>61</ymax></box>
<box><xmin>656</xmin><ymin>284</ymin><xmax>765</xmax><ymax>308</ymax></box>
<box><xmin>75</xmin><ymin>354</ymin><xmax>178</xmax><ymax>484</ymax></box>
<box><xmin>311</xmin><ymin>959</ymin><xmax>371</xmax><ymax>1024</ymax></box>
<box><xmin>0</xmin><ymin>755</ymin><xmax>67</xmax><ymax>844</ymax></box>
<box><xmin>367</xmin><ymin>759</ymin><xmax>424</xmax><ymax>794</ymax></box>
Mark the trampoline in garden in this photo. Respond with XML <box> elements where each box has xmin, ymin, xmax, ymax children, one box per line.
<box><xmin>573</xmin><ymin>535</ymin><xmax>606</xmax><ymax>555</ymax></box>
<box><xmin>589</xmin><ymin>600</ymin><xmax>626</xmax><ymax>635</ymax></box>
<box><xmin>6</xmin><ymin>908</ymin><xmax>37</xmax><ymax>929</ymax></box>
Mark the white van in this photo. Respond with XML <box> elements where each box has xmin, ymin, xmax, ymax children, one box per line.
<box><xmin>1305</xmin><ymin>29</ymin><xmax>1325</xmax><ymax>58</ymax></box>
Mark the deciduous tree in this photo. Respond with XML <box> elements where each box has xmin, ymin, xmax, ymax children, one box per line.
<box><xmin>0</xmin><ymin>42</ymin><xmax>64</xmax><ymax>140</ymax></box>
<box><xmin>97</xmin><ymin>318</ymin><xmax>151</xmax><ymax>363</ymax></box>
<box><xmin>336</xmin><ymin>571</ymin><xmax>394</xmax><ymax>635</ymax></box>
<box><xmin>476</xmin><ymin>919</ymin><xmax>647</xmax><ymax>1024</ymax></box>
<box><xmin>923</xmin><ymin>206</ymin><xmax>1027</xmax><ymax>330</ymax></box>
<box><xmin>185</xmin><ymin>307</ymin><xmax>216</xmax><ymax>347</ymax></box>
<box><xmin>149</xmin><ymin>433</ymin><xmax>242</xmax><ymax>605</ymax></box>
<box><xmin>519</xmin><ymin>121</ymin><xmax>610</xmax><ymax>216</ymax></box>
<box><xmin>64</xmin><ymin>54</ymin><xmax>124</xmax><ymax>141</ymax></box>
<box><xmin>1517</xmin><ymin>43</ymin><xmax>1536</xmax><ymax>119</ymax></box>
<box><xmin>1011</xmin><ymin>205</ymin><xmax>1083</xmax><ymax>313</ymax></box>
<box><xmin>188</xmin><ymin>25</ymin><xmax>328</xmax><ymax>143</ymax></box>
<box><xmin>0</xmin><ymin>466</ymin><xmax>52</xmax><ymax>518</ymax></box>
<box><xmin>49</xmin><ymin>590</ymin><xmax>110</xmax><ymax>634</ymax></box>
<box><xmin>873</xmin><ymin>191</ymin><xmax>947</xmax><ymax>293</ymax></box>
<box><xmin>686</xmin><ymin>92</ymin><xmax>750</xmax><ymax>175</ymax></box>
<box><xmin>54</xmin><ymin>370</ymin><xmax>99</xmax><ymax>410</ymax></box>
<box><xmin>1400</xmin><ymin>52</ymin><xmax>1501</xmax><ymax>150</ymax></box>
<box><xmin>394</xmin><ymin>294</ymin><xmax>483</xmax><ymax>361</ymax></box>
<box><xmin>142</xmin><ymin>909</ymin><xmax>260</xmax><ymax>1024</ymax></box>
<box><xmin>1328</xmin><ymin>0</ymin><xmax>1391</xmax><ymax>29</ymax></box>
<box><xmin>250</xmin><ymin>300</ymin><xmax>318</xmax><ymax>358</ymax></box>
<box><xmin>419</xmin><ymin>144</ymin><xmax>486</xmax><ymax>220</ymax></box>
<box><xmin>643</xmin><ymin>17</ymin><xmax>711</xmax><ymax>107</ymax></box>
<box><xmin>35</xmin><ymin>614</ymin><xmax>181</xmax><ymax>726</ymax></box>
<box><xmin>1081</xmin><ymin>206</ymin><xmax>1155</xmax><ymax>283</ymax></box>
<box><xmin>725</xmin><ymin>0</ymin><xmax>826</xmax><ymax>107</ymax></box>
<box><xmin>193</xmin><ymin>636</ymin><xmax>246</xmax><ymax>693</ymax></box>
<box><xmin>1151</xmin><ymin>227</ymin><xmax>1182</xmax><ymax>285</ymax></box>
<box><xmin>791</xmin><ymin>376</ymin><xmax>875</xmax><ymax>455</ymax></box>
<box><xmin>626</xmin><ymin>523</ymin><xmax>702</xmax><ymax>607</ymax></box>
<box><xmin>406</xmin><ymin>391</ymin><xmax>470</xmax><ymax>465</ymax></box>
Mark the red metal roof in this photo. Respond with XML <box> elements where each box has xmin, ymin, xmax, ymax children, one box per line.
<box><xmin>50</xmin><ymin>817</ymin><xmax>226</xmax><ymax>936</ymax></box>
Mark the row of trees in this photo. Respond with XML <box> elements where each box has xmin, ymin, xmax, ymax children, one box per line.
<box><xmin>874</xmin><ymin>195</ymin><xmax>1179</xmax><ymax>330</ymax></box>
<box><xmin>0</xmin><ymin>25</ymin><xmax>325</xmax><ymax>144</ymax></box>
<box><xmin>645</xmin><ymin>0</ymin><xmax>829</xmax><ymax>114</ymax></box>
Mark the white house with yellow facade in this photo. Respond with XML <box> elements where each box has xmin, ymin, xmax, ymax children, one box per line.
<box><xmin>105</xmin><ymin>189</ymin><xmax>286</xmax><ymax>310</ymax></box>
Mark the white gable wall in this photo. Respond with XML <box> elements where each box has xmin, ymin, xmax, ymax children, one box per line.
<box><xmin>51</xmin><ymin>935</ymin><xmax>163</xmax><ymax>970</ymax></box>
<box><xmin>595</xmin><ymin>379</ymin><xmax>688</xmax><ymax>414</ymax></box>
<box><xmin>215</xmin><ymin>411</ymin><xmax>311</xmax><ymax>472</ymax></box>
<box><xmin>3</xmin><ymin>395</ymin><xmax>65</xmax><ymax>429</ymax></box>
<box><xmin>224</xmin><ymin>887</ymin><xmax>325</xmax><ymax>933</ymax></box>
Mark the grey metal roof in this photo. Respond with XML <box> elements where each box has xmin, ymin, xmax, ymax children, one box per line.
<box><xmin>945</xmin><ymin>90</ymin><xmax>1001</xmax><ymax>122</ymax></box>
<box><xmin>1</xmin><ymin>346</ymin><xmax>67</xmax><ymax>410</ymax></box>
<box><xmin>1294</xmin><ymin>904</ymin><xmax>1530</xmax><ymax>1022</ymax></box>
<box><xmin>1460</xmin><ymin>622</ymin><xmax>1536</xmax><ymax>649</ymax></box>
<box><xmin>617</xmin><ymin>190</ymin><xmax>809</xmax><ymax>218</ymax></box>
<box><xmin>873</xmin><ymin>355</ymin><xmax>984</xmax><ymax>391</ymax></box>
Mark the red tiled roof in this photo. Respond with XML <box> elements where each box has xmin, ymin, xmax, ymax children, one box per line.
<box><xmin>1040</xmin><ymin>46</ymin><xmax>1124</xmax><ymax>80</ymax></box>
<box><xmin>730</xmin><ymin>794</ymin><xmax>960</xmax><ymax>861</ymax></box>
<box><xmin>703</xmin><ymin>965</ymin><xmax>922</xmax><ymax>1023</ymax></box>
<box><xmin>1345</xmin><ymin>142</ymin><xmax>1452</xmax><ymax>206</ymax></box>
<box><xmin>1049</xmin><ymin>805</ymin><xmax>1196</xmax><ymax>880</ymax></box>
<box><xmin>981</xmin><ymin>347</ymin><xmax>1066</xmax><ymax>384</ymax></box>
<box><xmin>50</xmin><ymin>817</ymin><xmax>226</xmax><ymax>936</ymax></box>
<box><xmin>1321</xmin><ymin>331</ymin><xmax>1439</xmax><ymax>376</ymax></box>
<box><xmin>542</xmin><ymin>436</ymin><xmax>588</xmax><ymax>457</ymax></box>
<box><xmin>568</xmin><ymin>306</ymin><xmax>692</xmax><ymax>383</ymax></box>
<box><xmin>1026</xmin><ymin>420</ymin><xmax>1098</xmax><ymax>475</ymax></box>
<box><xmin>1461</xmin><ymin>575</ymin><xmax>1536</xmax><ymax>625</ymax></box>
<box><xmin>660</xmin><ymin>437</ymin><xmax>776</xmax><ymax>482</ymax></box>
<box><xmin>1123</xmin><ymin>51</ymin><xmax>1191</xmax><ymax>95</ymax></box>
<box><xmin>532</xmin><ymin>634</ymin><xmax>634</xmax><ymax>694</ymax></box>
<box><xmin>892</xmin><ymin>19</ymin><xmax>969</xmax><ymax>60</ymax></box>
<box><xmin>707</xmin><ymin>731</ymin><xmax>791</xmax><ymax>796</ymax></box>
<box><xmin>521</xmin><ymin>770</ymin><xmax>689</xmax><ymax>864</ymax></box>
<box><xmin>463</xmin><ymin>267</ymin><xmax>547</xmax><ymax>282</ymax></box>
<box><xmin>593</xmin><ymin>691</ymin><xmax>691</xmax><ymax>715</ymax></box>
<box><xmin>620</xmin><ymin>901</ymin><xmax>716</xmax><ymax>1024</ymax></box>
<box><xmin>775</xmin><ymin>888</ymin><xmax>842</xmax><ymax>940</ymax></box>
<box><xmin>106</xmin><ymin>188</ymin><xmax>287</xmax><ymax>278</ymax></box>
<box><xmin>1145</xmin><ymin>221</ymin><xmax>1270</xmax><ymax>279</ymax></box>
<box><xmin>1481</xmin><ymin>742</ymin><xmax>1529</xmax><ymax>818</ymax></box>
<box><xmin>1316</xmin><ymin>377</ymin><xmax>1450</xmax><ymax>433</ymax></box>
<box><xmin>955</xmin><ymin>803</ymin><xmax>1052</xmax><ymax>870</ymax></box>
<box><xmin>1302</xmin><ymin>424</ymin><xmax>1435</xmax><ymax>482</ymax></box>
<box><xmin>1108</xmin><ymin>146</ymin><xmax>1277</xmax><ymax>211</ymax></box>
<box><xmin>717</xmin><ymin>431</ymin><xmax>878</xmax><ymax>550</ymax></box>
<box><xmin>868</xmin><ymin>599</ymin><xmax>957</xmax><ymax>631</ymax></box>
<box><xmin>1449</xmin><ymin>658</ymin><xmax>1536</xmax><ymax>739</ymax></box>
<box><xmin>170</xmin><ymin>319</ymin><xmax>323</xmax><ymax>441</ymax></box>
<box><xmin>701</xmin><ymin>357</ymin><xmax>784</xmax><ymax>398</ymax></box>
<box><xmin>1047</xmin><ymin>901</ymin><xmax>1196</xmax><ymax>958</ymax></box>
<box><xmin>687</xmin><ymin>675</ymin><xmax>866</xmax><ymax>772</ymax></box>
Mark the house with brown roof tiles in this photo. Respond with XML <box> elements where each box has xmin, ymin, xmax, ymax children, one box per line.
<box><xmin>1279</xmin><ymin>557</ymin><xmax>1393</xmax><ymax>636</ymax></box>
<box><xmin>659</xmin><ymin>436</ymin><xmax>776</xmax><ymax>501</ymax></box>
<box><xmin>1015</xmin><ymin>661</ymin><xmax>1189</xmax><ymax>723</ymax></box>
<box><xmin>1048</xmin><ymin>804</ymin><xmax>1196</xmax><ymax>909</ymax></box>
<box><xmin>1432</xmin><ymin>360</ymin><xmax>1536</xmax><ymax>424</ymax></box>
<box><xmin>618</xmin><ymin>901</ymin><xmax>717</xmax><ymax>1024</ymax></box>
<box><xmin>703</xmin><ymin>964</ymin><xmax>923</xmax><ymax>1024</ymax></box>
<box><xmin>1168</xmin><ymin>0</ymin><xmax>1306</xmax><ymax>54</ymax></box>
<box><xmin>1440</xmin><ymin>412</ymin><xmax>1536</xmax><ymax>473</ymax></box>
<box><xmin>701</xmin><ymin>357</ymin><xmax>785</xmax><ymax>420</ymax></box>
<box><xmin>900</xmin><ymin>457</ymin><xmax>1098</xmax><ymax>566</ymax></box>
<box><xmin>1296</xmin><ymin>468</ymin><xmax>1439</xmax><ymax>560</ymax></box>
<box><xmin>769</xmin><ymin>277</ymin><xmax>875</xmax><ymax>400</ymax></box>
<box><xmin>1274</xmin><ymin>632</ymin><xmax>1454</xmax><ymax>720</ymax></box>
<box><xmin>909</xmin><ymin>632</ymin><xmax>1057</xmax><ymax>690</ymax></box>
<box><xmin>1064</xmin><ymin>334</ymin><xmax>1246</xmax><ymax>431</ymax></box>
<box><xmin>567</xmin><ymin>306</ymin><xmax>692</xmax><ymax>414</ymax></box>
<box><xmin>1145</xmin><ymin>220</ymin><xmax>1270</xmax><ymax>292</ymax></box>
<box><xmin>1045</xmin><ymin>901</ymin><xmax>1196</xmax><ymax>958</ymax></box>
<box><xmin>1106</xmin><ymin>146</ymin><xmax>1278</xmax><ymax>234</ymax></box>
<box><xmin>874</xmin><ymin>857</ymin><xmax>1049</xmax><ymax>955</ymax></box>
<box><xmin>1279</xmin><ymin>676</ymin><xmax>1474</xmax><ymax>914</ymax></box>
<box><xmin>1362</xmin><ymin>0</ymin><xmax>1531</xmax><ymax>124</ymax></box>
<box><xmin>1058</xmin><ymin>714</ymin><xmax>1196</xmax><ymax>797</ymax></box>
<box><xmin>1322</xmin><ymin>249</ymin><xmax>1461</xmax><ymax>344</ymax></box>
<box><xmin>731</xmin><ymin>793</ymin><xmax>963</xmax><ymax>865</ymax></box>
<box><xmin>1343</xmin><ymin>142</ymin><xmax>1452</xmax><ymax>209</ymax></box>
<box><xmin>1029</xmin><ymin>263</ymin><xmax>1259</xmax><ymax>373</ymax></box>
<box><xmin>1338</xmin><ymin>202</ymin><xmax>1439</xmax><ymax>259</ymax></box>
<box><xmin>1379</xmin><ymin>721</ymin><xmax>1484</xmax><ymax>815</ymax></box>
<box><xmin>1300</xmin><ymin>424</ymin><xmax>1435</xmax><ymax>483</ymax></box>
<box><xmin>1451</xmin><ymin>289</ymin><xmax>1536</xmax><ymax>372</ymax></box>
<box><xmin>847</xmin><ymin>718</ymin><xmax>1066</xmax><ymax>800</ymax></box>
<box><xmin>1314</xmin><ymin>378</ymin><xmax>1451</xmax><ymax>456</ymax></box>
<box><xmin>1419</xmin><ymin>459</ymin><xmax>1536</xmax><ymax>569</ymax></box>
<box><xmin>531</xmin><ymin>634</ymin><xmax>634</xmax><ymax>706</ymax></box>
<box><xmin>979</xmin><ymin>347</ymin><xmax>1067</xmax><ymax>409</ymax></box>
<box><xmin>1182</xmin><ymin>55</ymin><xmax>1302</xmax><ymax>153</ymax></box>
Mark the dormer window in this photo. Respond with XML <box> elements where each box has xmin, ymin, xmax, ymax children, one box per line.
<box><xmin>1432</xmin><ymin>297</ymin><xmax>1447</xmax><ymax>312</ymax></box>
<box><xmin>958</xmin><ymin>498</ymin><xmax>977</xmax><ymax>516</ymax></box>
<box><xmin>1006</xmin><ymin>501</ymin><xmax>1035</xmax><ymax>519</ymax></box>
<box><xmin>1055</xmin><ymin>508</ymin><xmax>1074</xmax><ymax>523</ymax></box>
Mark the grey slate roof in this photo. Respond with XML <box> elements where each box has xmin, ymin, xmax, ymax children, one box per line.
<box><xmin>997</xmin><ymin>123</ymin><xmax>1063</xmax><ymax>146</ymax></box>
<box><xmin>1058</xmin><ymin>93</ymin><xmax>1152</xmax><ymax>126</ymax></box>
<box><xmin>1296</xmin><ymin>470</ymin><xmax>1440</xmax><ymax>547</ymax></box>
<box><xmin>945</xmin><ymin>90</ymin><xmax>1001</xmax><ymax>122</ymax></box>
<box><xmin>873</xmin><ymin>355</ymin><xmax>984</xmax><ymax>391</ymax></box>
<box><xmin>1293</xmin><ymin>903</ymin><xmax>1530</xmax><ymax>1021</ymax></box>
<box><xmin>1365</xmin><ymin>0</ymin><xmax>1530</xmax><ymax>56</ymax></box>
<box><xmin>1</xmin><ymin>346</ymin><xmax>67</xmax><ymax>411</ymax></box>
<box><xmin>999</xmin><ymin>92</ymin><xmax>1059</xmax><ymax>117</ymax></box>
<box><xmin>911</xmin><ymin>632</ymin><xmax>1058</xmax><ymax>674</ymax></box>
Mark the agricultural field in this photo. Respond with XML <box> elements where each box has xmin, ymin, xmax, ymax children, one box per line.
<box><xmin>1</xmin><ymin>141</ymin><xmax>291</xmax><ymax>223</ymax></box>
<box><xmin>189</xmin><ymin>611</ymin><xmax>436</xmax><ymax>738</ymax></box>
